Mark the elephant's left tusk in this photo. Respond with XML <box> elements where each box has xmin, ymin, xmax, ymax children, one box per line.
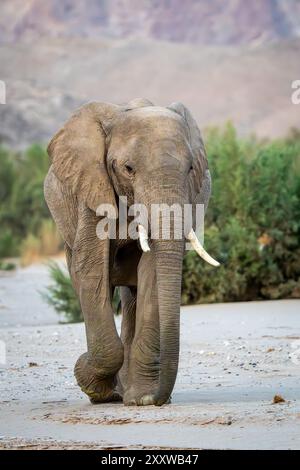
<box><xmin>187</xmin><ymin>229</ymin><xmax>220</xmax><ymax>267</ymax></box>
<box><xmin>138</xmin><ymin>224</ymin><xmax>150</xmax><ymax>252</ymax></box>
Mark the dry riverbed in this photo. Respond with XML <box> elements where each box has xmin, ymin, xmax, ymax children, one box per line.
<box><xmin>0</xmin><ymin>263</ymin><xmax>300</xmax><ymax>449</ymax></box>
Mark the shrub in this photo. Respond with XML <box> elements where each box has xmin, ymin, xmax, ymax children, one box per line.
<box><xmin>0</xmin><ymin>144</ymin><xmax>52</xmax><ymax>260</ymax></box>
<box><xmin>0</xmin><ymin>260</ymin><xmax>16</xmax><ymax>271</ymax></box>
<box><xmin>42</xmin><ymin>262</ymin><xmax>82</xmax><ymax>323</ymax></box>
<box><xmin>0</xmin><ymin>228</ymin><xmax>18</xmax><ymax>258</ymax></box>
<box><xmin>182</xmin><ymin>123</ymin><xmax>300</xmax><ymax>304</ymax></box>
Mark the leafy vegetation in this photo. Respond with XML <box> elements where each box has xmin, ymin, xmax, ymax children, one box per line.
<box><xmin>0</xmin><ymin>144</ymin><xmax>62</xmax><ymax>260</ymax></box>
<box><xmin>0</xmin><ymin>260</ymin><xmax>16</xmax><ymax>271</ymax></box>
<box><xmin>182</xmin><ymin>124</ymin><xmax>300</xmax><ymax>303</ymax></box>
<box><xmin>42</xmin><ymin>262</ymin><xmax>82</xmax><ymax>323</ymax></box>
<box><xmin>0</xmin><ymin>144</ymin><xmax>46</xmax><ymax>254</ymax></box>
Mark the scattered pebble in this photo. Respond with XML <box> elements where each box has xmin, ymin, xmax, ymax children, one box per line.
<box><xmin>273</xmin><ymin>394</ymin><xmax>285</xmax><ymax>404</ymax></box>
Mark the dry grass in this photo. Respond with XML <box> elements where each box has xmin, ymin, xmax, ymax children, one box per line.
<box><xmin>20</xmin><ymin>220</ymin><xmax>62</xmax><ymax>266</ymax></box>
<box><xmin>39</xmin><ymin>219</ymin><xmax>61</xmax><ymax>256</ymax></box>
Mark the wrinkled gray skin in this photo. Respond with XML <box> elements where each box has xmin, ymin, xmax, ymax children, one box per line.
<box><xmin>44</xmin><ymin>98</ymin><xmax>211</xmax><ymax>406</ymax></box>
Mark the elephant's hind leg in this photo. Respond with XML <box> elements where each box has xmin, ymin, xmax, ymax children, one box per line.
<box><xmin>118</xmin><ymin>286</ymin><xmax>137</xmax><ymax>394</ymax></box>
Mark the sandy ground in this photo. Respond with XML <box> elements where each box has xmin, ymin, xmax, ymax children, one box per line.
<box><xmin>0</xmin><ymin>263</ymin><xmax>300</xmax><ymax>450</ymax></box>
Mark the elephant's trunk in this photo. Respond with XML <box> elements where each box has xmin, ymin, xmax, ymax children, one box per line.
<box><xmin>153</xmin><ymin>238</ymin><xmax>184</xmax><ymax>406</ymax></box>
<box><xmin>137</xmin><ymin>179</ymin><xmax>186</xmax><ymax>406</ymax></box>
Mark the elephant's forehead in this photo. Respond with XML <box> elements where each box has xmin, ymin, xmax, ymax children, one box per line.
<box><xmin>113</xmin><ymin>106</ymin><xmax>186</xmax><ymax>138</ymax></box>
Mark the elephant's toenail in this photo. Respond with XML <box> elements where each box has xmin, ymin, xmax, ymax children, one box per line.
<box><xmin>139</xmin><ymin>394</ymin><xmax>154</xmax><ymax>406</ymax></box>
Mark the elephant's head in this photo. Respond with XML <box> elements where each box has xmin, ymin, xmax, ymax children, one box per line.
<box><xmin>47</xmin><ymin>98</ymin><xmax>218</xmax><ymax>406</ymax></box>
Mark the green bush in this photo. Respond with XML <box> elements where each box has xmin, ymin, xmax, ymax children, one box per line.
<box><xmin>0</xmin><ymin>260</ymin><xmax>16</xmax><ymax>271</ymax></box>
<box><xmin>182</xmin><ymin>123</ymin><xmax>300</xmax><ymax>304</ymax></box>
<box><xmin>42</xmin><ymin>262</ymin><xmax>82</xmax><ymax>323</ymax></box>
<box><xmin>0</xmin><ymin>228</ymin><xmax>18</xmax><ymax>258</ymax></box>
<box><xmin>0</xmin><ymin>144</ymin><xmax>51</xmax><ymax>258</ymax></box>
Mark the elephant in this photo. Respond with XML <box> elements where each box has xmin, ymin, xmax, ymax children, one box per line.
<box><xmin>44</xmin><ymin>98</ymin><xmax>219</xmax><ymax>407</ymax></box>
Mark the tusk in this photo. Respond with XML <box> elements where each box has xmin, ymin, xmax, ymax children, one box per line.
<box><xmin>138</xmin><ymin>224</ymin><xmax>150</xmax><ymax>252</ymax></box>
<box><xmin>187</xmin><ymin>229</ymin><xmax>220</xmax><ymax>267</ymax></box>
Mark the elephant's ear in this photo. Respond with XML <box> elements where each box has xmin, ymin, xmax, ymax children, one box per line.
<box><xmin>47</xmin><ymin>102</ymin><xmax>120</xmax><ymax>213</ymax></box>
<box><xmin>167</xmin><ymin>102</ymin><xmax>211</xmax><ymax>212</ymax></box>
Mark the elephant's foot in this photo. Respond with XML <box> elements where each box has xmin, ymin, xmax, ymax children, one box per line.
<box><xmin>123</xmin><ymin>342</ymin><xmax>160</xmax><ymax>406</ymax></box>
<box><xmin>123</xmin><ymin>388</ymin><xmax>156</xmax><ymax>406</ymax></box>
<box><xmin>74</xmin><ymin>352</ymin><xmax>123</xmax><ymax>404</ymax></box>
<box><xmin>89</xmin><ymin>389</ymin><xmax>122</xmax><ymax>404</ymax></box>
<box><xmin>123</xmin><ymin>388</ymin><xmax>172</xmax><ymax>406</ymax></box>
<box><xmin>123</xmin><ymin>374</ymin><xmax>160</xmax><ymax>406</ymax></box>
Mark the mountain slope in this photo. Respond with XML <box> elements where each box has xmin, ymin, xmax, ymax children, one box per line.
<box><xmin>1</xmin><ymin>37</ymin><xmax>299</xmax><ymax>147</ymax></box>
<box><xmin>1</xmin><ymin>0</ymin><xmax>300</xmax><ymax>46</ymax></box>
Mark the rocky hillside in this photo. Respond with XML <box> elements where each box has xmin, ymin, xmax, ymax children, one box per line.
<box><xmin>1</xmin><ymin>0</ymin><xmax>300</xmax><ymax>46</ymax></box>
<box><xmin>0</xmin><ymin>1</ymin><xmax>299</xmax><ymax>148</ymax></box>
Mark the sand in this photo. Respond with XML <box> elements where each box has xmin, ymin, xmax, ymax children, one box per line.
<box><xmin>0</xmin><ymin>263</ymin><xmax>299</xmax><ymax>449</ymax></box>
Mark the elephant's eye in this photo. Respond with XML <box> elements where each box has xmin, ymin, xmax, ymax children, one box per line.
<box><xmin>189</xmin><ymin>164</ymin><xmax>194</xmax><ymax>172</ymax></box>
<box><xmin>125</xmin><ymin>163</ymin><xmax>134</xmax><ymax>175</ymax></box>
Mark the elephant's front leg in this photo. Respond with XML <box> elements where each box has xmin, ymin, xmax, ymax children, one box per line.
<box><xmin>72</xmin><ymin>211</ymin><xmax>124</xmax><ymax>403</ymax></box>
<box><xmin>74</xmin><ymin>277</ymin><xmax>124</xmax><ymax>403</ymax></box>
<box><xmin>123</xmin><ymin>252</ymin><xmax>160</xmax><ymax>406</ymax></box>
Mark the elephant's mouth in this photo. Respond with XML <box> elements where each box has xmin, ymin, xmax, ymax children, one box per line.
<box><xmin>137</xmin><ymin>224</ymin><xmax>219</xmax><ymax>267</ymax></box>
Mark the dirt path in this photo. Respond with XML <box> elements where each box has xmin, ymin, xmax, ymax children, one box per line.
<box><xmin>0</xmin><ymin>264</ymin><xmax>300</xmax><ymax>449</ymax></box>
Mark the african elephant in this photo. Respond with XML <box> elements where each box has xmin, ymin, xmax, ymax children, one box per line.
<box><xmin>44</xmin><ymin>98</ymin><xmax>219</xmax><ymax>406</ymax></box>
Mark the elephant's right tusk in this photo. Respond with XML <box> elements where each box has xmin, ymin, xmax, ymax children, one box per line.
<box><xmin>187</xmin><ymin>229</ymin><xmax>220</xmax><ymax>267</ymax></box>
<box><xmin>138</xmin><ymin>224</ymin><xmax>150</xmax><ymax>252</ymax></box>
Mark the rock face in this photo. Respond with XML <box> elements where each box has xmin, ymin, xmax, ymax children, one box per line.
<box><xmin>0</xmin><ymin>1</ymin><xmax>300</xmax><ymax>148</ymax></box>
<box><xmin>1</xmin><ymin>0</ymin><xmax>300</xmax><ymax>46</ymax></box>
